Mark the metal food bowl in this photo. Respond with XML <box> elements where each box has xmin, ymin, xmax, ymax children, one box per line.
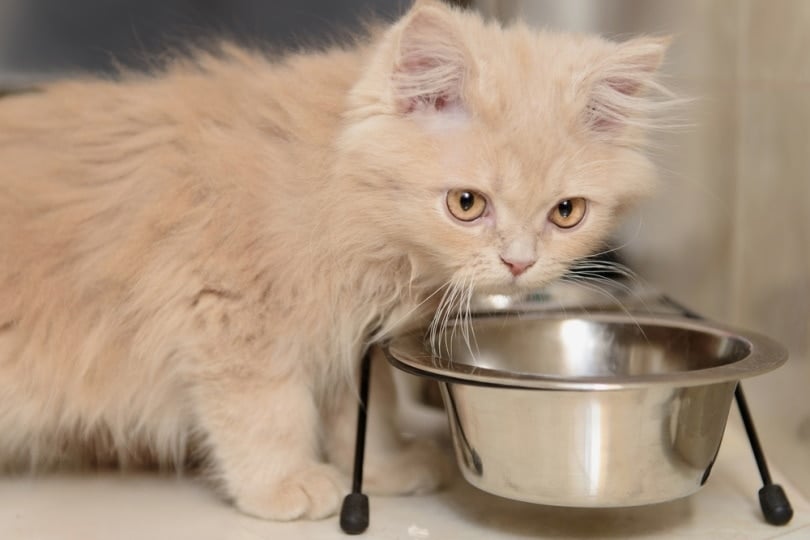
<box><xmin>384</xmin><ymin>312</ymin><xmax>787</xmax><ymax>507</ymax></box>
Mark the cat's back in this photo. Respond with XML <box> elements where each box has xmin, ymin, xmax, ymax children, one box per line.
<box><xmin>0</xmin><ymin>43</ymin><xmax>364</xmax><ymax>355</ymax></box>
<box><xmin>0</xmin><ymin>44</ymin><xmax>362</xmax><ymax>285</ymax></box>
<box><xmin>0</xmin><ymin>43</ymin><xmax>361</xmax><ymax>215</ymax></box>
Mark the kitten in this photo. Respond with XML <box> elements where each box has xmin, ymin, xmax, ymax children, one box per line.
<box><xmin>0</xmin><ymin>0</ymin><xmax>668</xmax><ymax>521</ymax></box>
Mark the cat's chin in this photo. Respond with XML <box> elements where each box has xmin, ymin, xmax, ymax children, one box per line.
<box><xmin>471</xmin><ymin>281</ymin><xmax>547</xmax><ymax>296</ymax></box>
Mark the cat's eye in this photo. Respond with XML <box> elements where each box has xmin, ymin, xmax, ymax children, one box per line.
<box><xmin>446</xmin><ymin>189</ymin><xmax>487</xmax><ymax>222</ymax></box>
<box><xmin>549</xmin><ymin>197</ymin><xmax>587</xmax><ymax>229</ymax></box>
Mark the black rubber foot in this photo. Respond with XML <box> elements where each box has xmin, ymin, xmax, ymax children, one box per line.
<box><xmin>339</xmin><ymin>493</ymin><xmax>369</xmax><ymax>535</ymax></box>
<box><xmin>759</xmin><ymin>484</ymin><xmax>793</xmax><ymax>526</ymax></box>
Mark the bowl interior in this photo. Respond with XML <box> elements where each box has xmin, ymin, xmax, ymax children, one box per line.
<box><xmin>455</xmin><ymin>317</ymin><xmax>748</xmax><ymax>378</ymax></box>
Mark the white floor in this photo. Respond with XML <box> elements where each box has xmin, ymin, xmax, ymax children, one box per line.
<box><xmin>2</xmin><ymin>406</ymin><xmax>808</xmax><ymax>540</ymax></box>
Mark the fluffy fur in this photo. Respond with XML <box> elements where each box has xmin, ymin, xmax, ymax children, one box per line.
<box><xmin>0</xmin><ymin>0</ymin><xmax>668</xmax><ymax>520</ymax></box>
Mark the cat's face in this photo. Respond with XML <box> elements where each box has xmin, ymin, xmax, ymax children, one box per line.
<box><xmin>340</xmin><ymin>0</ymin><xmax>668</xmax><ymax>293</ymax></box>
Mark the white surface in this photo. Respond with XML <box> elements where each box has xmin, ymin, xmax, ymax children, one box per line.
<box><xmin>2</xmin><ymin>410</ymin><xmax>808</xmax><ymax>540</ymax></box>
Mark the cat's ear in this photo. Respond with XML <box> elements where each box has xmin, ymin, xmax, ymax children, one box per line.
<box><xmin>391</xmin><ymin>3</ymin><xmax>470</xmax><ymax>113</ymax></box>
<box><xmin>585</xmin><ymin>36</ymin><xmax>671</xmax><ymax>134</ymax></box>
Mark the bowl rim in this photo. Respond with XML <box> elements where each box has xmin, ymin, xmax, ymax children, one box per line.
<box><xmin>383</xmin><ymin>312</ymin><xmax>788</xmax><ymax>391</ymax></box>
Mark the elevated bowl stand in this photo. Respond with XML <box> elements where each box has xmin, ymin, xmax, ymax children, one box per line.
<box><xmin>338</xmin><ymin>293</ymin><xmax>794</xmax><ymax>535</ymax></box>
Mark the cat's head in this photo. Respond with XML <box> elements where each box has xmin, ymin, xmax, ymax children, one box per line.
<box><xmin>337</xmin><ymin>0</ymin><xmax>670</xmax><ymax>293</ymax></box>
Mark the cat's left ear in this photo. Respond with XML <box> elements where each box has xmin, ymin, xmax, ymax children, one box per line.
<box><xmin>585</xmin><ymin>36</ymin><xmax>671</xmax><ymax>134</ymax></box>
<box><xmin>391</xmin><ymin>3</ymin><xmax>471</xmax><ymax>113</ymax></box>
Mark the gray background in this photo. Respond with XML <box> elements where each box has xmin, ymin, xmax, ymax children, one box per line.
<box><xmin>0</xmin><ymin>0</ymin><xmax>406</xmax><ymax>82</ymax></box>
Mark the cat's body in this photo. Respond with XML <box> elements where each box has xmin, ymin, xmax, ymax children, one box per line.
<box><xmin>0</xmin><ymin>0</ymin><xmax>668</xmax><ymax>520</ymax></box>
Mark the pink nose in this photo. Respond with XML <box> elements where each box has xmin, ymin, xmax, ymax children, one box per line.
<box><xmin>501</xmin><ymin>257</ymin><xmax>535</xmax><ymax>277</ymax></box>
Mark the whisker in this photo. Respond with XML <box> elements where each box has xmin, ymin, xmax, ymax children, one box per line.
<box><xmin>449</xmin><ymin>277</ymin><xmax>463</xmax><ymax>358</ymax></box>
<box><xmin>568</xmin><ymin>260</ymin><xmax>639</xmax><ymax>280</ymax></box>
<box><xmin>566</xmin><ymin>258</ymin><xmax>659</xmax><ymax>315</ymax></box>
<box><xmin>463</xmin><ymin>270</ymin><xmax>480</xmax><ymax>362</ymax></box>
<box><xmin>453</xmin><ymin>276</ymin><xmax>465</xmax><ymax>354</ymax></box>
<box><xmin>438</xmin><ymin>275</ymin><xmax>461</xmax><ymax>358</ymax></box>
<box><xmin>458</xmin><ymin>272</ymin><xmax>472</xmax><ymax>357</ymax></box>
<box><xmin>565</xmin><ymin>271</ymin><xmax>637</xmax><ymax>295</ymax></box>
<box><xmin>560</xmin><ymin>276</ymin><xmax>649</xmax><ymax>342</ymax></box>
<box><xmin>428</xmin><ymin>281</ymin><xmax>455</xmax><ymax>358</ymax></box>
<box><xmin>379</xmin><ymin>280</ymin><xmax>451</xmax><ymax>341</ymax></box>
<box><xmin>445</xmin><ymin>275</ymin><xmax>465</xmax><ymax>357</ymax></box>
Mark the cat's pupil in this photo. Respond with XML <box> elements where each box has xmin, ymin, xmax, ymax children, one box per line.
<box><xmin>558</xmin><ymin>200</ymin><xmax>572</xmax><ymax>218</ymax></box>
<box><xmin>459</xmin><ymin>192</ymin><xmax>475</xmax><ymax>211</ymax></box>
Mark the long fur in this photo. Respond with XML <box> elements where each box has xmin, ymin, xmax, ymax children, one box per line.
<box><xmin>0</xmin><ymin>0</ymin><xmax>669</xmax><ymax>520</ymax></box>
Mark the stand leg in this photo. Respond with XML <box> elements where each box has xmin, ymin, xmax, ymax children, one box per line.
<box><xmin>735</xmin><ymin>384</ymin><xmax>793</xmax><ymax>526</ymax></box>
<box><xmin>339</xmin><ymin>349</ymin><xmax>372</xmax><ymax>534</ymax></box>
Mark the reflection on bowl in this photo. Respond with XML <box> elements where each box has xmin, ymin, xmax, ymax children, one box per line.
<box><xmin>385</xmin><ymin>313</ymin><xmax>787</xmax><ymax>507</ymax></box>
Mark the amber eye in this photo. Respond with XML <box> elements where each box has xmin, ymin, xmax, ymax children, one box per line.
<box><xmin>446</xmin><ymin>189</ymin><xmax>487</xmax><ymax>222</ymax></box>
<box><xmin>549</xmin><ymin>197</ymin><xmax>587</xmax><ymax>229</ymax></box>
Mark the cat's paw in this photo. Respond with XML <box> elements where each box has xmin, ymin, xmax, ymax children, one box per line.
<box><xmin>235</xmin><ymin>463</ymin><xmax>348</xmax><ymax>521</ymax></box>
<box><xmin>363</xmin><ymin>438</ymin><xmax>454</xmax><ymax>496</ymax></box>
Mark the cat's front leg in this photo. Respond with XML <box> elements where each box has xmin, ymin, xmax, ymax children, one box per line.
<box><xmin>194</xmin><ymin>363</ymin><xmax>348</xmax><ymax>520</ymax></box>
<box><xmin>324</xmin><ymin>346</ymin><xmax>453</xmax><ymax>496</ymax></box>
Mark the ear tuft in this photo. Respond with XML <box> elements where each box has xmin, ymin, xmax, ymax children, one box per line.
<box><xmin>392</xmin><ymin>5</ymin><xmax>469</xmax><ymax>113</ymax></box>
<box><xmin>585</xmin><ymin>36</ymin><xmax>671</xmax><ymax>134</ymax></box>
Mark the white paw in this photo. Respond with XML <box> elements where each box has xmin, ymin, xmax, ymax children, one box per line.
<box><xmin>363</xmin><ymin>438</ymin><xmax>454</xmax><ymax>496</ymax></box>
<box><xmin>235</xmin><ymin>463</ymin><xmax>348</xmax><ymax>521</ymax></box>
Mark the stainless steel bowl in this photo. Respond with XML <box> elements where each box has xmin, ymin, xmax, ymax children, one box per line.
<box><xmin>385</xmin><ymin>313</ymin><xmax>787</xmax><ymax>507</ymax></box>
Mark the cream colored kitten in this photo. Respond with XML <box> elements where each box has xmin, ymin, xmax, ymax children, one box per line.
<box><xmin>0</xmin><ymin>0</ymin><xmax>668</xmax><ymax>521</ymax></box>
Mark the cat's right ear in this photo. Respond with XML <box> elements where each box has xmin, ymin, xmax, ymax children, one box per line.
<box><xmin>391</xmin><ymin>3</ymin><xmax>471</xmax><ymax>114</ymax></box>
